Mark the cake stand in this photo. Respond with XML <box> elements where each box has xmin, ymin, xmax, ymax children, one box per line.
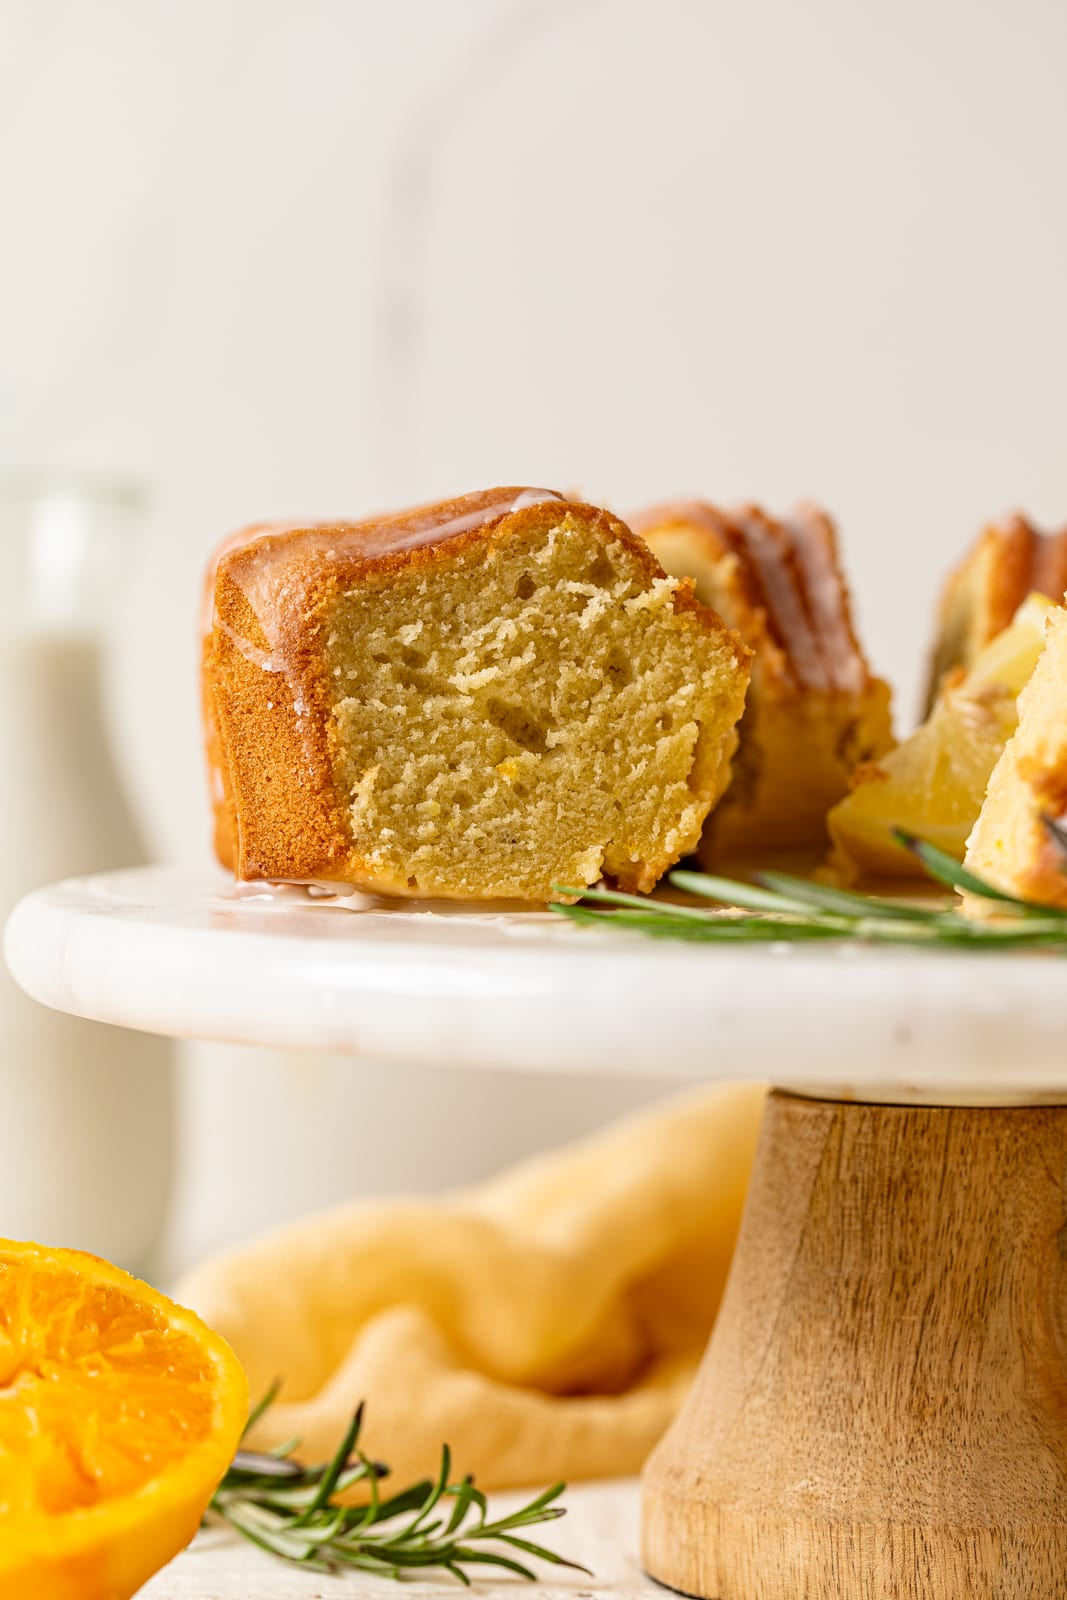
<box><xmin>7</xmin><ymin>865</ymin><xmax>1067</xmax><ymax>1600</ymax></box>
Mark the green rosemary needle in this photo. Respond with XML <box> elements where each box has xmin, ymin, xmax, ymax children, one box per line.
<box><xmin>550</xmin><ymin>828</ymin><xmax>1067</xmax><ymax>951</ymax></box>
<box><xmin>206</xmin><ymin>1385</ymin><xmax>589</xmax><ymax>1583</ymax></box>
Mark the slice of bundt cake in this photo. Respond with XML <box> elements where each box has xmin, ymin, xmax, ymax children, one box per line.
<box><xmin>926</xmin><ymin>512</ymin><xmax>1067</xmax><ymax>708</ymax></box>
<box><xmin>630</xmin><ymin>500</ymin><xmax>893</xmax><ymax>863</ymax></box>
<box><xmin>964</xmin><ymin>600</ymin><xmax>1067</xmax><ymax>910</ymax></box>
<box><xmin>203</xmin><ymin>488</ymin><xmax>752</xmax><ymax>902</ymax></box>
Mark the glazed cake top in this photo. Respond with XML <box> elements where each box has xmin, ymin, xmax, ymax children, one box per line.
<box><xmin>204</xmin><ymin>487</ymin><xmax>567</xmax><ymax>668</ymax></box>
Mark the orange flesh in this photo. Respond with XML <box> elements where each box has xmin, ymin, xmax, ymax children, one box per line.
<box><xmin>0</xmin><ymin>1254</ymin><xmax>218</xmax><ymax>1519</ymax></box>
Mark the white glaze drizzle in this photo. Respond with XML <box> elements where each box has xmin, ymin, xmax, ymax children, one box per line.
<box><xmin>230</xmin><ymin>879</ymin><xmax>379</xmax><ymax>911</ymax></box>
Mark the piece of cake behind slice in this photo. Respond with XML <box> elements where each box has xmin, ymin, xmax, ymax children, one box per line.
<box><xmin>204</xmin><ymin>488</ymin><xmax>752</xmax><ymax>902</ymax></box>
<box><xmin>926</xmin><ymin>512</ymin><xmax>1067</xmax><ymax>708</ymax></box>
<box><xmin>630</xmin><ymin>499</ymin><xmax>893</xmax><ymax>864</ymax></box>
<box><xmin>964</xmin><ymin>600</ymin><xmax>1067</xmax><ymax>910</ymax></box>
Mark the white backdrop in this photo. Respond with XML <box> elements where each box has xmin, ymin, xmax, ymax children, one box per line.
<box><xmin>5</xmin><ymin>0</ymin><xmax>1067</xmax><ymax>1262</ymax></box>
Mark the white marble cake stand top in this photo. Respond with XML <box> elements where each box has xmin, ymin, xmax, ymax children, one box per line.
<box><xmin>4</xmin><ymin>865</ymin><xmax>1065</xmax><ymax>1105</ymax></box>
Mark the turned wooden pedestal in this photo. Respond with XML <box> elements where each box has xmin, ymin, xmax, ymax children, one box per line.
<box><xmin>642</xmin><ymin>1093</ymin><xmax>1067</xmax><ymax>1600</ymax></box>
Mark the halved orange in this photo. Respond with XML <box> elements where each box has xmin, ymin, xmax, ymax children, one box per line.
<box><xmin>0</xmin><ymin>1239</ymin><xmax>248</xmax><ymax>1600</ymax></box>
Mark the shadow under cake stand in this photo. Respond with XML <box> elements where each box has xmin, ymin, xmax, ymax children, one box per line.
<box><xmin>6</xmin><ymin>866</ymin><xmax>1067</xmax><ymax>1600</ymax></box>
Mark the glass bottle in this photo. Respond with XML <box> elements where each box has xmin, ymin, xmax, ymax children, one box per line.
<box><xmin>0</xmin><ymin>473</ymin><xmax>173</xmax><ymax>1272</ymax></box>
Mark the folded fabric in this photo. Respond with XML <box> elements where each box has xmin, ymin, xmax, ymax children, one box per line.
<box><xmin>177</xmin><ymin>1081</ymin><xmax>765</xmax><ymax>1489</ymax></box>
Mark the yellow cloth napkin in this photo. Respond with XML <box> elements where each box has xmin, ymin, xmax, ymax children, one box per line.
<box><xmin>177</xmin><ymin>1082</ymin><xmax>765</xmax><ymax>1488</ymax></box>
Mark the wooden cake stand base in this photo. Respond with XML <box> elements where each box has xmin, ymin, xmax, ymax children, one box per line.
<box><xmin>642</xmin><ymin>1092</ymin><xmax>1067</xmax><ymax>1600</ymax></box>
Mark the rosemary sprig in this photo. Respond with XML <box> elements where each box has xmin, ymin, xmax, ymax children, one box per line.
<box><xmin>206</xmin><ymin>1391</ymin><xmax>589</xmax><ymax>1583</ymax></box>
<box><xmin>550</xmin><ymin>827</ymin><xmax>1067</xmax><ymax>951</ymax></box>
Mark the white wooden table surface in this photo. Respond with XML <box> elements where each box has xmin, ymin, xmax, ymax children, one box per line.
<box><xmin>142</xmin><ymin>1482</ymin><xmax>654</xmax><ymax>1600</ymax></box>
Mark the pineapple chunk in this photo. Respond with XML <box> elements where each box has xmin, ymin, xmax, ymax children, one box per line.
<box><xmin>827</xmin><ymin>594</ymin><xmax>1054</xmax><ymax>880</ymax></box>
<box><xmin>964</xmin><ymin>600</ymin><xmax>1067</xmax><ymax>910</ymax></box>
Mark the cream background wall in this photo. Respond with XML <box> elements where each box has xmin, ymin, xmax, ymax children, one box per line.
<box><xmin>4</xmin><ymin>0</ymin><xmax>1067</xmax><ymax>1263</ymax></box>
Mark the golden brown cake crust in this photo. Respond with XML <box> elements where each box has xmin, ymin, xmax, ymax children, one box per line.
<box><xmin>204</xmin><ymin>488</ymin><xmax>750</xmax><ymax>895</ymax></box>
<box><xmin>630</xmin><ymin>499</ymin><xmax>874</xmax><ymax>699</ymax></box>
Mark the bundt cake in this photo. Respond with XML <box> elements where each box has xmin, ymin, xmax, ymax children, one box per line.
<box><xmin>630</xmin><ymin>499</ymin><xmax>893</xmax><ymax>863</ymax></box>
<box><xmin>926</xmin><ymin>512</ymin><xmax>1067</xmax><ymax>707</ymax></box>
<box><xmin>964</xmin><ymin>600</ymin><xmax>1067</xmax><ymax>910</ymax></box>
<box><xmin>203</xmin><ymin>488</ymin><xmax>752</xmax><ymax>902</ymax></box>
